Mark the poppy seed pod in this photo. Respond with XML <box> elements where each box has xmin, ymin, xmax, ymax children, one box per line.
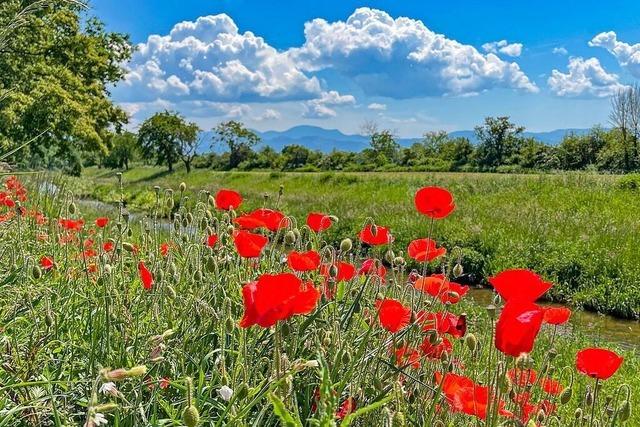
<box><xmin>464</xmin><ymin>333</ymin><xmax>477</xmax><ymax>352</ymax></box>
<box><xmin>340</xmin><ymin>238</ymin><xmax>353</xmax><ymax>253</ymax></box>
<box><xmin>486</xmin><ymin>304</ymin><xmax>497</xmax><ymax>319</ymax></box>
<box><xmin>453</xmin><ymin>263</ymin><xmax>463</xmax><ymax>277</ymax></box>
<box><xmin>68</xmin><ymin>201</ymin><xmax>76</xmax><ymax>214</ymax></box>
<box><xmin>182</xmin><ymin>405</ymin><xmax>200</xmax><ymax>427</ymax></box>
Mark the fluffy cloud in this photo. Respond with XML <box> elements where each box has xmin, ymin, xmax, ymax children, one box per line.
<box><xmin>254</xmin><ymin>109</ymin><xmax>281</xmax><ymax>121</ymax></box>
<box><xmin>589</xmin><ymin>31</ymin><xmax>640</xmax><ymax>78</ymax></box>
<box><xmin>114</xmin><ymin>14</ymin><xmax>322</xmax><ymax>103</ymax></box>
<box><xmin>552</xmin><ymin>47</ymin><xmax>568</xmax><ymax>55</ymax></box>
<box><xmin>367</xmin><ymin>103</ymin><xmax>387</xmax><ymax>110</ymax></box>
<box><xmin>290</xmin><ymin>8</ymin><xmax>537</xmax><ymax>98</ymax></box>
<box><xmin>302</xmin><ymin>90</ymin><xmax>356</xmax><ymax>118</ymax></box>
<box><xmin>482</xmin><ymin>40</ymin><xmax>523</xmax><ymax>57</ymax></box>
<box><xmin>547</xmin><ymin>57</ymin><xmax>627</xmax><ymax>97</ymax></box>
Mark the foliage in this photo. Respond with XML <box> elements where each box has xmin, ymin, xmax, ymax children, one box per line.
<box><xmin>0</xmin><ymin>0</ymin><xmax>132</xmax><ymax>173</ymax></box>
<box><xmin>103</xmin><ymin>132</ymin><xmax>138</xmax><ymax>170</ymax></box>
<box><xmin>138</xmin><ymin>111</ymin><xmax>200</xmax><ymax>172</ymax></box>
<box><xmin>211</xmin><ymin>120</ymin><xmax>261</xmax><ymax>169</ymax></box>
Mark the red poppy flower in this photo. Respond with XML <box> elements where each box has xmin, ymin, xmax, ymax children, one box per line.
<box><xmin>507</xmin><ymin>368</ymin><xmax>537</xmax><ymax>387</ymax></box>
<box><xmin>407</xmin><ymin>238</ymin><xmax>447</xmax><ymax>262</ymax></box>
<box><xmin>414</xmin><ymin>187</ymin><xmax>455</xmax><ymax>219</ymax></box>
<box><xmin>358</xmin><ymin>258</ymin><xmax>387</xmax><ymax>280</ymax></box>
<box><xmin>376</xmin><ymin>298</ymin><xmax>411</xmax><ymax>333</ymax></box>
<box><xmin>95</xmin><ymin>217</ymin><xmax>109</xmax><ymax>228</ymax></box>
<box><xmin>495</xmin><ymin>300</ymin><xmax>544</xmax><ymax>357</ymax></box>
<box><xmin>336</xmin><ymin>397</ymin><xmax>356</xmax><ymax>420</ymax></box>
<box><xmin>320</xmin><ymin>261</ymin><xmax>356</xmax><ymax>282</ymax></box>
<box><xmin>138</xmin><ymin>261</ymin><xmax>154</xmax><ymax>290</ymax></box>
<box><xmin>235</xmin><ymin>208</ymin><xmax>289</xmax><ymax>232</ymax></box>
<box><xmin>434</xmin><ymin>372</ymin><xmax>509</xmax><ymax>420</ymax></box>
<box><xmin>40</xmin><ymin>256</ymin><xmax>54</xmax><ymax>271</ymax></box>
<box><xmin>160</xmin><ymin>242</ymin><xmax>171</xmax><ymax>257</ymax></box>
<box><xmin>3</xmin><ymin>198</ymin><xmax>15</xmax><ymax>208</ymax></box>
<box><xmin>575</xmin><ymin>348</ymin><xmax>623</xmax><ymax>380</ymax></box>
<box><xmin>239</xmin><ymin>273</ymin><xmax>320</xmax><ymax>328</ymax></box>
<box><xmin>543</xmin><ymin>307</ymin><xmax>571</xmax><ymax>325</ymax></box>
<box><xmin>159</xmin><ymin>377</ymin><xmax>170</xmax><ymax>389</ymax></box>
<box><xmin>215</xmin><ymin>189</ymin><xmax>242</xmax><ymax>210</ymax></box>
<box><xmin>420</xmin><ymin>336</ymin><xmax>453</xmax><ymax>359</ymax></box>
<box><xmin>359</xmin><ymin>224</ymin><xmax>393</xmax><ymax>246</ymax></box>
<box><xmin>307</xmin><ymin>212</ymin><xmax>333</xmax><ymax>232</ymax></box>
<box><xmin>82</xmin><ymin>249</ymin><xmax>98</xmax><ymax>258</ymax></box>
<box><xmin>287</xmin><ymin>250</ymin><xmax>321</xmax><ymax>272</ymax></box>
<box><xmin>540</xmin><ymin>377</ymin><xmax>564</xmax><ymax>395</ymax></box>
<box><xmin>394</xmin><ymin>345</ymin><xmax>421</xmax><ymax>369</ymax></box>
<box><xmin>233</xmin><ymin>230</ymin><xmax>269</xmax><ymax>258</ymax></box>
<box><xmin>419</xmin><ymin>311</ymin><xmax>466</xmax><ymax>338</ymax></box>
<box><xmin>414</xmin><ymin>274</ymin><xmax>468</xmax><ymax>304</ymax></box>
<box><xmin>103</xmin><ymin>241</ymin><xmax>114</xmax><ymax>252</ymax></box>
<box><xmin>58</xmin><ymin>218</ymin><xmax>84</xmax><ymax>232</ymax></box>
<box><xmin>488</xmin><ymin>269</ymin><xmax>552</xmax><ymax>303</ymax></box>
<box><xmin>206</xmin><ymin>234</ymin><xmax>218</xmax><ymax>248</ymax></box>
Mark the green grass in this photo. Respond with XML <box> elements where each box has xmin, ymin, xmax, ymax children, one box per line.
<box><xmin>75</xmin><ymin>165</ymin><xmax>640</xmax><ymax>319</ymax></box>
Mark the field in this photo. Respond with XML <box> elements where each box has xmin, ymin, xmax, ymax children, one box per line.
<box><xmin>75</xmin><ymin>166</ymin><xmax>640</xmax><ymax>319</ymax></box>
<box><xmin>1</xmin><ymin>169</ymin><xmax>638</xmax><ymax>426</ymax></box>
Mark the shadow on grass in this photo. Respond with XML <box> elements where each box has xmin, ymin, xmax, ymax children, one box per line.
<box><xmin>127</xmin><ymin>168</ymin><xmax>174</xmax><ymax>184</ymax></box>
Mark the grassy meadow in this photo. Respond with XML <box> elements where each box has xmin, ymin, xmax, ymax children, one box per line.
<box><xmin>0</xmin><ymin>170</ymin><xmax>638</xmax><ymax>426</ymax></box>
<box><xmin>75</xmin><ymin>166</ymin><xmax>640</xmax><ymax>319</ymax></box>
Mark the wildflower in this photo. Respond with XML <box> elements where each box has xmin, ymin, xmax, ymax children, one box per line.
<box><xmin>320</xmin><ymin>261</ymin><xmax>356</xmax><ymax>282</ymax></box>
<box><xmin>358</xmin><ymin>258</ymin><xmax>387</xmax><ymax>280</ymax></box>
<box><xmin>218</xmin><ymin>385</ymin><xmax>233</xmax><ymax>401</ymax></box>
<box><xmin>235</xmin><ymin>208</ymin><xmax>289</xmax><ymax>232</ymax></box>
<box><xmin>376</xmin><ymin>298</ymin><xmax>411</xmax><ymax>333</ymax></box>
<box><xmin>420</xmin><ymin>336</ymin><xmax>452</xmax><ymax>359</ymax></box>
<box><xmin>540</xmin><ymin>377</ymin><xmax>564</xmax><ymax>395</ymax></box>
<box><xmin>543</xmin><ymin>307</ymin><xmax>572</xmax><ymax>325</ymax></box>
<box><xmin>233</xmin><ymin>230</ymin><xmax>268</xmax><ymax>258</ymax></box>
<box><xmin>58</xmin><ymin>218</ymin><xmax>84</xmax><ymax>231</ymax></box>
<box><xmin>160</xmin><ymin>242</ymin><xmax>171</xmax><ymax>257</ymax></box>
<box><xmin>495</xmin><ymin>300</ymin><xmax>544</xmax><ymax>357</ymax></box>
<box><xmin>394</xmin><ymin>345</ymin><xmax>421</xmax><ymax>368</ymax></box>
<box><xmin>413</xmin><ymin>274</ymin><xmax>468</xmax><ymax>304</ymax></box>
<box><xmin>239</xmin><ymin>273</ymin><xmax>320</xmax><ymax>328</ymax></box>
<box><xmin>103</xmin><ymin>241</ymin><xmax>114</xmax><ymax>252</ymax></box>
<box><xmin>575</xmin><ymin>348</ymin><xmax>623</xmax><ymax>380</ymax></box>
<box><xmin>407</xmin><ymin>238</ymin><xmax>447</xmax><ymax>262</ymax></box>
<box><xmin>336</xmin><ymin>397</ymin><xmax>356</xmax><ymax>419</ymax></box>
<box><xmin>99</xmin><ymin>382</ymin><xmax>118</xmax><ymax>397</ymax></box>
<box><xmin>159</xmin><ymin>377</ymin><xmax>170</xmax><ymax>389</ymax></box>
<box><xmin>418</xmin><ymin>311</ymin><xmax>466</xmax><ymax>338</ymax></box>
<box><xmin>93</xmin><ymin>412</ymin><xmax>108</xmax><ymax>426</ymax></box>
<box><xmin>95</xmin><ymin>217</ymin><xmax>109</xmax><ymax>228</ymax></box>
<box><xmin>138</xmin><ymin>261</ymin><xmax>154</xmax><ymax>290</ymax></box>
<box><xmin>488</xmin><ymin>269</ymin><xmax>552</xmax><ymax>303</ymax></box>
<box><xmin>215</xmin><ymin>189</ymin><xmax>242</xmax><ymax>210</ymax></box>
<box><xmin>40</xmin><ymin>256</ymin><xmax>54</xmax><ymax>271</ymax></box>
<box><xmin>359</xmin><ymin>224</ymin><xmax>393</xmax><ymax>246</ymax></box>
<box><xmin>414</xmin><ymin>187</ymin><xmax>455</xmax><ymax>219</ymax></box>
<box><xmin>287</xmin><ymin>250</ymin><xmax>321</xmax><ymax>272</ymax></box>
<box><xmin>206</xmin><ymin>234</ymin><xmax>218</xmax><ymax>248</ymax></box>
<box><xmin>507</xmin><ymin>368</ymin><xmax>537</xmax><ymax>387</ymax></box>
<box><xmin>306</xmin><ymin>212</ymin><xmax>333</xmax><ymax>232</ymax></box>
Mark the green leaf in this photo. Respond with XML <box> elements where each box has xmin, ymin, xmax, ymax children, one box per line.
<box><xmin>339</xmin><ymin>394</ymin><xmax>393</xmax><ymax>427</ymax></box>
<box><xmin>267</xmin><ymin>393</ymin><xmax>302</xmax><ymax>427</ymax></box>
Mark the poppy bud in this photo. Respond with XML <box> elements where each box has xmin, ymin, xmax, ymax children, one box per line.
<box><xmin>182</xmin><ymin>405</ymin><xmax>200</xmax><ymax>427</ymax></box>
<box><xmin>156</xmin><ymin>269</ymin><xmax>164</xmax><ymax>282</ymax></box>
<box><xmin>329</xmin><ymin>265</ymin><xmax>339</xmax><ymax>278</ymax></box>
<box><xmin>536</xmin><ymin>409</ymin><xmax>546</xmax><ymax>423</ymax></box>
<box><xmin>182</xmin><ymin>217</ymin><xmax>189</xmax><ymax>228</ymax></box>
<box><xmin>32</xmin><ymin>265</ymin><xmax>42</xmax><ymax>279</ymax></box>
<box><xmin>464</xmin><ymin>333</ymin><xmax>477</xmax><ymax>352</ymax></box>
<box><xmin>547</xmin><ymin>348</ymin><xmax>558</xmax><ymax>360</ymax></box>
<box><xmin>618</xmin><ymin>400</ymin><xmax>631</xmax><ymax>421</ymax></box>
<box><xmin>586</xmin><ymin>389</ymin><xmax>593</xmax><ymax>406</ymax></box>
<box><xmin>179</xmin><ymin>182</ymin><xmax>187</xmax><ymax>192</ymax></box>
<box><xmin>193</xmin><ymin>270</ymin><xmax>202</xmax><ymax>282</ymax></box>
<box><xmin>340</xmin><ymin>238</ymin><xmax>353</xmax><ymax>253</ymax></box>
<box><xmin>166</xmin><ymin>197</ymin><xmax>174</xmax><ymax>209</ymax></box>
<box><xmin>385</xmin><ymin>250</ymin><xmax>395</xmax><ymax>263</ymax></box>
<box><xmin>208</xmin><ymin>195</ymin><xmax>215</xmax><ymax>207</ymax></box>
<box><xmin>574</xmin><ymin>408</ymin><xmax>582</xmax><ymax>419</ymax></box>
<box><xmin>45</xmin><ymin>312</ymin><xmax>54</xmax><ymax>327</ymax></box>
<box><xmin>516</xmin><ymin>354</ymin><xmax>533</xmax><ymax>369</ymax></box>
<box><xmin>453</xmin><ymin>263</ymin><xmax>463</xmax><ymax>277</ymax></box>
<box><xmin>68</xmin><ymin>201</ymin><xmax>77</xmax><ymax>214</ymax></box>
<box><xmin>168</xmin><ymin>262</ymin><xmax>178</xmax><ymax>276</ymax></box>
<box><xmin>206</xmin><ymin>256</ymin><xmax>216</xmax><ymax>273</ymax></box>
<box><xmin>341</xmin><ymin>351</ymin><xmax>351</xmax><ymax>365</ymax></box>
<box><xmin>154</xmin><ymin>185</ymin><xmax>161</xmax><ymax>195</ymax></box>
<box><xmin>394</xmin><ymin>256</ymin><xmax>405</xmax><ymax>266</ymax></box>
<box><xmin>226</xmin><ymin>225</ymin><xmax>234</xmax><ymax>235</ymax></box>
<box><xmin>284</xmin><ymin>230</ymin><xmax>296</xmax><ymax>245</ymax></box>
<box><xmin>433</xmin><ymin>421</ymin><xmax>444</xmax><ymax>427</ymax></box>
<box><xmin>486</xmin><ymin>304</ymin><xmax>497</xmax><ymax>319</ymax></box>
<box><xmin>122</xmin><ymin>242</ymin><xmax>135</xmax><ymax>252</ymax></box>
<box><xmin>225</xmin><ymin>317</ymin><xmax>234</xmax><ymax>333</ymax></box>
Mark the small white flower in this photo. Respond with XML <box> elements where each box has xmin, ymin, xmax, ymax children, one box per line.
<box><xmin>218</xmin><ymin>385</ymin><xmax>234</xmax><ymax>402</ymax></box>
<box><xmin>99</xmin><ymin>382</ymin><xmax>118</xmax><ymax>397</ymax></box>
<box><xmin>93</xmin><ymin>412</ymin><xmax>108</xmax><ymax>426</ymax></box>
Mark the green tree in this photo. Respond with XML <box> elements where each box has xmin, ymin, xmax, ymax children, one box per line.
<box><xmin>211</xmin><ymin>120</ymin><xmax>260</xmax><ymax>169</ymax></box>
<box><xmin>0</xmin><ymin>1</ymin><xmax>132</xmax><ymax>173</ymax></box>
<box><xmin>104</xmin><ymin>131</ymin><xmax>138</xmax><ymax>170</ymax></box>
<box><xmin>138</xmin><ymin>111</ymin><xmax>200</xmax><ymax>173</ymax></box>
<box><xmin>556</xmin><ymin>127</ymin><xmax>606</xmax><ymax>170</ymax></box>
<box><xmin>474</xmin><ymin>116</ymin><xmax>525</xmax><ymax>169</ymax></box>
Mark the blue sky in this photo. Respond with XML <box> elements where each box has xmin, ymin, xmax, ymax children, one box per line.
<box><xmin>92</xmin><ymin>0</ymin><xmax>640</xmax><ymax>136</ymax></box>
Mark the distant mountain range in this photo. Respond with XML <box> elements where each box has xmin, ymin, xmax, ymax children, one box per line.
<box><xmin>200</xmin><ymin>125</ymin><xmax>592</xmax><ymax>154</ymax></box>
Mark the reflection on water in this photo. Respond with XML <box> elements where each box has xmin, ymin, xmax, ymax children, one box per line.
<box><xmin>469</xmin><ymin>288</ymin><xmax>640</xmax><ymax>350</ymax></box>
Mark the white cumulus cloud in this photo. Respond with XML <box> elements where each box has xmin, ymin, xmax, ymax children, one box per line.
<box><xmin>589</xmin><ymin>31</ymin><xmax>640</xmax><ymax>78</ymax></box>
<box><xmin>290</xmin><ymin>8</ymin><xmax>537</xmax><ymax>98</ymax></box>
<box><xmin>367</xmin><ymin>103</ymin><xmax>387</xmax><ymax>110</ymax></box>
<box><xmin>114</xmin><ymin>14</ymin><xmax>322</xmax><ymax>103</ymax></box>
<box><xmin>302</xmin><ymin>90</ymin><xmax>356</xmax><ymax>119</ymax></box>
<box><xmin>482</xmin><ymin>40</ymin><xmax>523</xmax><ymax>57</ymax></box>
<box><xmin>552</xmin><ymin>47</ymin><xmax>568</xmax><ymax>55</ymax></box>
<box><xmin>547</xmin><ymin>57</ymin><xmax>627</xmax><ymax>98</ymax></box>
